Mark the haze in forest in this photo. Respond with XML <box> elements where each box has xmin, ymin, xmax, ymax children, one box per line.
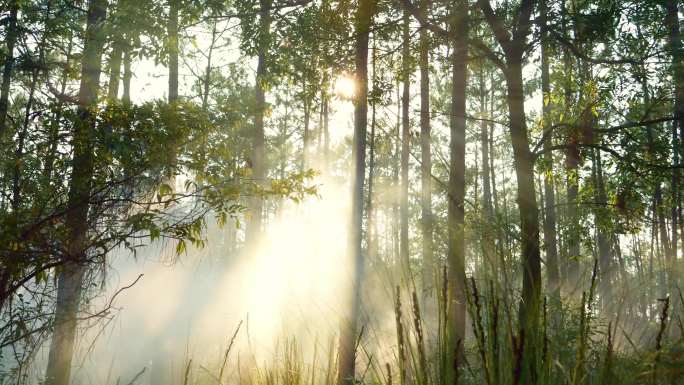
<box><xmin>3</xmin><ymin>0</ymin><xmax>684</xmax><ymax>385</ymax></box>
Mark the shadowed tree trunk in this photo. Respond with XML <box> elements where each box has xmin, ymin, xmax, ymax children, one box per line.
<box><xmin>560</xmin><ymin>0</ymin><xmax>580</xmax><ymax>294</ymax></box>
<box><xmin>323</xmin><ymin>91</ymin><xmax>330</xmax><ymax>169</ymax></box>
<box><xmin>168</xmin><ymin>0</ymin><xmax>179</xmax><ymax>103</ymax></box>
<box><xmin>446</xmin><ymin>0</ymin><xmax>468</xmax><ymax>380</ymax></box>
<box><xmin>44</xmin><ymin>1</ymin><xmax>108</xmax><ymax>384</ymax></box>
<box><xmin>0</xmin><ymin>0</ymin><xmax>20</xmax><ymax>136</ymax></box>
<box><xmin>400</xmin><ymin>10</ymin><xmax>411</xmax><ymax>272</ymax></box>
<box><xmin>245</xmin><ymin>0</ymin><xmax>272</xmax><ymax>245</ymax></box>
<box><xmin>476</xmin><ymin>0</ymin><xmax>540</xmax><ymax>381</ymax></box>
<box><xmin>539</xmin><ymin>0</ymin><xmax>560</xmax><ymax>302</ymax></box>
<box><xmin>122</xmin><ymin>44</ymin><xmax>132</xmax><ymax>103</ymax></box>
<box><xmin>479</xmin><ymin>67</ymin><xmax>496</xmax><ymax>279</ymax></box>
<box><xmin>419</xmin><ymin>3</ymin><xmax>434</xmax><ymax>296</ymax></box>
<box><xmin>202</xmin><ymin>20</ymin><xmax>218</xmax><ymax>109</ymax></box>
<box><xmin>337</xmin><ymin>0</ymin><xmax>372</xmax><ymax>383</ymax></box>
<box><xmin>13</xmin><ymin>0</ymin><xmax>52</xmax><ymax>211</ymax></box>
<box><xmin>367</xmin><ymin>37</ymin><xmax>378</xmax><ymax>263</ymax></box>
<box><xmin>107</xmin><ymin>42</ymin><xmax>123</xmax><ymax>101</ymax></box>
<box><xmin>593</xmin><ymin>147</ymin><xmax>612</xmax><ymax>305</ymax></box>
<box><xmin>44</xmin><ymin>34</ymin><xmax>74</xmax><ymax>186</ymax></box>
<box><xmin>302</xmin><ymin>80</ymin><xmax>311</xmax><ymax>169</ymax></box>
<box><xmin>665</xmin><ymin>0</ymin><xmax>683</xmax><ymax>294</ymax></box>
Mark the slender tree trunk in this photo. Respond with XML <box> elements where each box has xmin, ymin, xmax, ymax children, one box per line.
<box><xmin>197</xmin><ymin>20</ymin><xmax>217</xmax><ymax>182</ymax></box>
<box><xmin>446</xmin><ymin>0</ymin><xmax>468</xmax><ymax>379</ymax></box>
<box><xmin>245</xmin><ymin>0</ymin><xmax>272</xmax><ymax>245</ymax></box>
<box><xmin>337</xmin><ymin>0</ymin><xmax>371</xmax><ymax>382</ymax></box>
<box><xmin>560</xmin><ymin>0</ymin><xmax>580</xmax><ymax>294</ymax></box>
<box><xmin>122</xmin><ymin>45</ymin><xmax>132</xmax><ymax>104</ymax></box>
<box><xmin>303</xmin><ymin>81</ymin><xmax>311</xmax><ymax>169</ymax></box>
<box><xmin>107</xmin><ymin>42</ymin><xmax>123</xmax><ymax>101</ymax></box>
<box><xmin>476</xmin><ymin>1</ymin><xmax>541</xmax><ymax>374</ymax></box>
<box><xmin>673</xmin><ymin>122</ymin><xmax>680</xmax><ymax>288</ymax></box>
<box><xmin>665</xmin><ymin>0</ymin><xmax>683</xmax><ymax>297</ymax></box>
<box><xmin>12</xmin><ymin>0</ymin><xmax>51</xmax><ymax>210</ymax></box>
<box><xmin>0</xmin><ymin>0</ymin><xmax>19</xmax><ymax>136</ymax></box>
<box><xmin>479</xmin><ymin>67</ymin><xmax>496</xmax><ymax>279</ymax></box>
<box><xmin>393</xmin><ymin>80</ymin><xmax>401</xmax><ymax>267</ymax></box>
<box><xmin>642</xmin><ymin>64</ymin><xmax>675</xmax><ymax>295</ymax></box>
<box><xmin>505</xmin><ymin>56</ymin><xmax>542</xmax><ymax>384</ymax></box>
<box><xmin>367</xmin><ymin>37</ymin><xmax>377</xmax><ymax>263</ymax></box>
<box><xmin>12</xmin><ymin>64</ymin><xmax>40</xmax><ymax>211</ymax></box>
<box><xmin>44</xmin><ymin>35</ymin><xmax>74</xmax><ymax>185</ymax></box>
<box><xmin>323</xmin><ymin>93</ymin><xmax>330</xmax><ymax>169</ymax></box>
<box><xmin>168</xmin><ymin>0</ymin><xmax>179</xmax><ymax>103</ymax></box>
<box><xmin>489</xmin><ymin>79</ymin><xmax>505</xmax><ymax>259</ymax></box>
<box><xmin>400</xmin><ymin>10</ymin><xmax>411</xmax><ymax>271</ymax></box>
<box><xmin>565</xmin><ymin>121</ymin><xmax>581</xmax><ymax>291</ymax></box>
<box><xmin>593</xmin><ymin>147</ymin><xmax>612</xmax><ymax>305</ymax></box>
<box><xmin>419</xmin><ymin>11</ymin><xmax>433</xmax><ymax>295</ymax></box>
<box><xmin>45</xmin><ymin>1</ymin><xmax>108</xmax><ymax>385</ymax></box>
<box><xmin>539</xmin><ymin>0</ymin><xmax>560</xmax><ymax>301</ymax></box>
<box><xmin>158</xmin><ymin>0</ymin><xmax>180</xmax><ymax>203</ymax></box>
<box><xmin>202</xmin><ymin>20</ymin><xmax>218</xmax><ymax>109</ymax></box>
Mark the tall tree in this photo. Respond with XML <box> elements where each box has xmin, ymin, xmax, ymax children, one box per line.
<box><xmin>44</xmin><ymin>1</ymin><xmax>108</xmax><ymax>384</ymax></box>
<box><xmin>446</xmin><ymin>0</ymin><xmax>469</xmax><ymax>379</ymax></box>
<box><xmin>664</xmin><ymin>0</ymin><xmax>683</xmax><ymax>290</ymax></box>
<box><xmin>419</xmin><ymin>0</ymin><xmax>433</xmax><ymax>295</ymax></box>
<box><xmin>479</xmin><ymin>66</ymin><xmax>496</xmax><ymax>278</ymax></box>
<box><xmin>476</xmin><ymin>0</ymin><xmax>540</xmax><ymax>381</ymax></box>
<box><xmin>561</xmin><ymin>0</ymin><xmax>581</xmax><ymax>293</ymax></box>
<box><xmin>245</xmin><ymin>0</ymin><xmax>272</xmax><ymax>245</ymax></box>
<box><xmin>337</xmin><ymin>0</ymin><xmax>372</xmax><ymax>383</ymax></box>
<box><xmin>400</xmin><ymin>10</ymin><xmax>411</xmax><ymax>271</ymax></box>
<box><xmin>0</xmin><ymin>0</ymin><xmax>19</xmax><ymax>136</ymax></box>
<box><xmin>539</xmin><ymin>0</ymin><xmax>560</xmax><ymax>301</ymax></box>
<box><xmin>168</xmin><ymin>0</ymin><xmax>179</xmax><ymax>103</ymax></box>
<box><xmin>122</xmin><ymin>46</ymin><xmax>132</xmax><ymax>103</ymax></box>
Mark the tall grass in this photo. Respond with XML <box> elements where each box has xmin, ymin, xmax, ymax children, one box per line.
<box><xmin>110</xmin><ymin>265</ymin><xmax>684</xmax><ymax>385</ymax></box>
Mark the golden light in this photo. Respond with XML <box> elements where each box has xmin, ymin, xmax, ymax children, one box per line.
<box><xmin>334</xmin><ymin>73</ymin><xmax>356</xmax><ymax>100</ymax></box>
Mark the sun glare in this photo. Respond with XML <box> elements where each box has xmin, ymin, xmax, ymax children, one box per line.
<box><xmin>334</xmin><ymin>74</ymin><xmax>356</xmax><ymax>99</ymax></box>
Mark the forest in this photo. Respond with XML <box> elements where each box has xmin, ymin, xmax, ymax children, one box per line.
<box><xmin>1</xmin><ymin>0</ymin><xmax>684</xmax><ymax>384</ymax></box>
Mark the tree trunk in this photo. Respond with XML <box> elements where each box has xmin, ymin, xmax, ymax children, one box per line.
<box><xmin>168</xmin><ymin>0</ymin><xmax>179</xmax><ymax>103</ymax></box>
<box><xmin>593</xmin><ymin>147</ymin><xmax>612</xmax><ymax>305</ymax></box>
<box><xmin>44</xmin><ymin>1</ymin><xmax>108</xmax><ymax>384</ymax></box>
<box><xmin>560</xmin><ymin>0</ymin><xmax>580</xmax><ymax>294</ymax></box>
<box><xmin>12</xmin><ymin>62</ymin><xmax>40</xmax><ymax>211</ymax></box>
<box><xmin>479</xmin><ymin>67</ymin><xmax>496</xmax><ymax>279</ymax></box>
<box><xmin>419</xmin><ymin>12</ymin><xmax>433</xmax><ymax>295</ymax></box>
<box><xmin>323</xmin><ymin>93</ymin><xmax>330</xmax><ymax>170</ymax></box>
<box><xmin>302</xmin><ymin>80</ymin><xmax>311</xmax><ymax>169</ymax></box>
<box><xmin>13</xmin><ymin>0</ymin><xmax>51</xmax><ymax>210</ymax></box>
<box><xmin>122</xmin><ymin>45</ymin><xmax>132</xmax><ymax>104</ymax></box>
<box><xmin>505</xmin><ymin>57</ymin><xmax>542</xmax><ymax>383</ymax></box>
<box><xmin>337</xmin><ymin>0</ymin><xmax>371</xmax><ymax>382</ymax></box>
<box><xmin>393</xmin><ymin>80</ymin><xmax>401</xmax><ymax>267</ymax></box>
<box><xmin>665</xmin><ymin>0</ymin><xmax>683</xmax><ymax>296</ymax></box>
<box><xmin>367</xmin><ymin>38</ymin><xmax>378</xmax><ymax>263</ymax></box>
<box><xmin>245</xmin><ymin>0</ymin><xmax>272</xmax><ymax>245</ymax></box>
<box><xmin>539</xmin><ymin>0</ymin><xmax>560</xmax><ymax>301</ymax></box>
<box><xmin>0</xmin><ymin>0</ymin><xmax>19</xmax><ymax>136</ymax></box>
<box><xmin>44</xmin><ymin>35</ymin><xmax>74</xmax><ymax>186</ymax></box>
<box><xmin>489</xmin><ymin>79</ymin><xmax>505</xmax><ymax>259</ymax></box>
<box><xmin>564</xmin><ymin>115</ymin><xmax>581</xmax><ymax>292</ymax></box>
<box><xmin>446</xmin><ymin>0</ymin><xmax>468</xmax><ymax>379</ymax></box>
<box><xmin>202</xmin><ymin>20</ymin><xmax>218</xmax><ymax>109</ymax></box>
<box><xmin>400</xmin><ymin>10</ymin><xmax>411</xmax><ymax>271</ymax></box>
<box><xmin>107</xmin><ymin>42</ymin><xmax>123</xmax><ymax>101</ymax></box>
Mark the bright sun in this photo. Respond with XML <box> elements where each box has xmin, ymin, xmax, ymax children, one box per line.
<box><xmin>334</xmin><ymin>74</ymin><xmax>356</xmax><ymax>99</ymax></box>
